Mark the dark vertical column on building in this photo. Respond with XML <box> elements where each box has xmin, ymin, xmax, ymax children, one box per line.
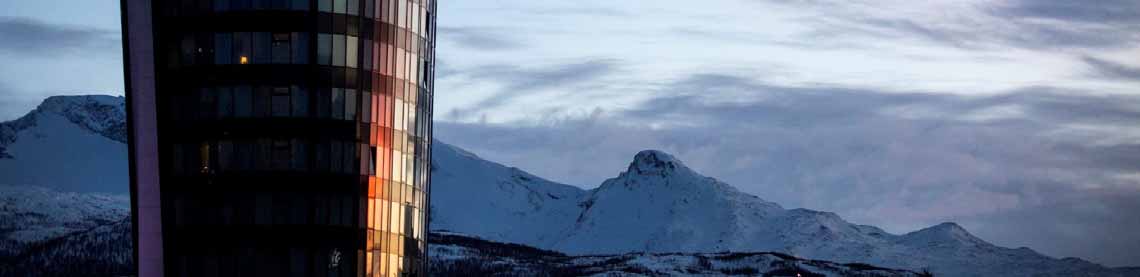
<box><xmin>122</xmin><ymin>0</ymin><xmax>165</xmax><ymax>276</ymax></box>
<box><xmin>123</xmin><ymin>0</ymin><xmax>434</xmax><ymax>276</ymax></box>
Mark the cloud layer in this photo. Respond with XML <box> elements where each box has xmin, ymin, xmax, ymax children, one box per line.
<box><xmin>433</xmin><ymin>0</ymin><xmax>1140</xmax><ymax>267</ymax></box>
<box><xmin>0</xmin><ymin>16</ymin><xmax>119</xmax><ymax>55</ymax></box>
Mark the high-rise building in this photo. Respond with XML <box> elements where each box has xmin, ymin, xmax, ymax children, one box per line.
<box><xmin>121</xmin><ymin>0</ymin><xmax>435</xmax><ymax>276</ymax></box>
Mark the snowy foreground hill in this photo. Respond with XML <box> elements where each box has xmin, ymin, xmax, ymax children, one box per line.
<box><xmin>2</xmin><ymin>95</ymin><xmax>1139</xmax><ymax>276</ymax></box>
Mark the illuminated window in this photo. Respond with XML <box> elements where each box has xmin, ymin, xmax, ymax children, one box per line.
<box><xmin>234</xmin><ymin>32</ymin><xmax>251</xmax><ymax>65</ymax></box>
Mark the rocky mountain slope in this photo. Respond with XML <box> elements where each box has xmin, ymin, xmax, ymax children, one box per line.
<box><xmin>0</xmin><ymin>95</ymin><xmax>127</xmax><ymax>194</ymax></box>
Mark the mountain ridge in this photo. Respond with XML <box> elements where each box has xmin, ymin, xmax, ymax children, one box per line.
<box><xmin>3</xmin><ymin>95</ymin><xmax>1138</xmax><ymax>276</ymax></box>
<box><xmin>431</xmin><ymin>132</ymin><xmax>1138</xmax><ymax>276</ymax></box>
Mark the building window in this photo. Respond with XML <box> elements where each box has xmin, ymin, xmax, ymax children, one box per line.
<box><xmin>330</xmin><ymin>140</ymin><xmax>343</xmax><ymax>173</ymax></box>
<box><xmin>218</xmin><ymin>140</ymin><xmax>234</xmax><ymax>172</ymax></box>
<box><xmin>235</xmin><ymin>32</ymin><xmax>251</xmax><ymax>65</ymax></box>
<box><xmin>319</xmin><ymin>0</ymin><xmax>332</xmax><ymax>13</ymax></box>
<box><xmin>180</xmin><ymin>35</ymin><xmax>196</xmax><ymax>66</ymax></box>
<box><xmin>255</xmin><ymin>194</ymin><xmax>273</xmax><ymax>225</ymax></box>
<box><xmin>291</xmin><ymin>85</ymin><xmax>309</xmax><ymax>117</ymax></box>
<box><xmin>364</xmin><ymin>0</ymin><xmax>375</xmax><ymax>18</ymax></box>
<box><xmin>235</xmin><ymin>85</ymin><xmax>253</xmax><ymax>118</ymax></box>
<box><xmin>253</xmin><ymin>32</ymin><xmax>271</xmax><ymax>64</ymax></box>
<box><xmin>292</xmin><ymin>32</ymin><xmax>309</xmax><ymax>64</ymax></box>
<box><xmin>292</xmin><ymin>138</ymin><xmax>308</xmax><ymax>171</ymax></box>
<box><xmin>362</xmin><ymin>39</ymin><xmax>373</xmax><ymax>71</ymax></box>
<box><xmin>291</xmin><ymin>0</ymin><xmax>308</xmax><ymax>11</ymax></box>
<box><xmin>255</xmin><ymin>138</ymin><xmax>271</xmax><ymax>170</ymax></box>
<box><xmin>346</xmin><ymin>0</ymin><xmax>358</xmax><ymax>15</ymax></box>
<box><xmin>214</xmin><ymin>0</ymin><xmax>230</xmax><ymax>12</ymax></box>
<box><xmin>316</xmin><ymin>88</ymin><xmax>331</xmax><ymax>119</ymax></box>
<box><xmin>253</xmin><ymin>86</ymin><xmax>271</xmax><ymax>118</ymax></box>
<box><xmin>217</xmin><ymin>86</ymin><xmax>233</xmax><ymax>119</ymax></box>
<box><xmin>345</xmin><ymin>89</ymin><xmax>357</xmax><ymax>121</ymax></box>
<box><xmin>198</xmin><ymin>87</ymin><xmax>215</xmax><ymax>120</ymax></box>
<box><xmin>199</xmin><ymin>142</ymin><xmax>212</xmax><ymax>174</ymax></box>
<box><xmin>215</xmin><ymin>33</ymin><xmax>233</xmax><ymax>64</ymax></box>
<box><xmin>272</xmin><ymin>87</ymin><xmax>291</xmax><ymax>117</ymax></box>
<box><xmin>331</xmin><ymin>88</ymin><xmax>345</xmax><ymax>120</ymax></box>
<box><xmin>332</xmin><ymin>34</ymin><xmax>345</xmax><ymax>67</ymax></box>
<box><xmin>346</xmin><ymin>36</ymin><xmax>358</xmax><ymax>69</ymax></box>
<box><xmin>272</xmin><ymin>33</ymin><xmax>291</xmax><ymax>64</ymax></box>
<box><xmin>334</xmin><ymin>0</ymin><xmax>346</xmax><ymax>14</ymax></box>
<box><xmin>317</xmin><ymin>33</ymin><xmax>331</xmax><ymax>66</ymax></box>
<box><xmin>361</xmin><ymin>91</ymin><xmax>371</xmax><ymax>123</ymax></box>
<box><xmin>272</xmin><ymin>139</ymin><xmax>291</xmax><ymax>170</ymax></box>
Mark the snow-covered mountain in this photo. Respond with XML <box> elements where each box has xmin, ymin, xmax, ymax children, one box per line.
<box><xmin>429</xmin><ymin>140</ymin><xmax>585</xmax><ymax>247</ymax></box>
<box><xmin>429</xmin><ymin>146</ymin><xmax>1140</xmax><ymax>276</ymax></box>
<box><xmin>2</xmin><ymin>95</ymin><xmax>1138</xmax><ymax>276</ymax></box>
<box><xmin>0</xmin><ymin>95</ymin><xmax>127</xmax><ymax>194</ymax></box>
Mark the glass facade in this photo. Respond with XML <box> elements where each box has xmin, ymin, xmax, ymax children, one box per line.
<box><xmin>127</xmin><ymin>0</ymin><xmax>435</xmax><ymax>276</ymax></box>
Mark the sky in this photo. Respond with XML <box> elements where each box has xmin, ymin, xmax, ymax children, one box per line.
<box><xmin>2</xmin><ymin>0</ymin><xmax>1140</xmax><ymax>268</ymax></box>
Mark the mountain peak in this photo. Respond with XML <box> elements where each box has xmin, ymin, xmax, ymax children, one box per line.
<box><xmin>628</xmin><ymin>150</ymin><xmax>687</xmax><ymax>176</ymax></box>
<box><xmin>900</xmin><ymin>221</ymin><xmax>991</xmax><ymax>247</ymax></box>
<box><xmin>32</xmin><ymin>95</ymin><xmax>126</xmax><ymax>144</ymax></box>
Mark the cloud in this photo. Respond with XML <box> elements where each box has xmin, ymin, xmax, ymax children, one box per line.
<box><xmin>1082</xmin><ymin>56</ymin><xmax>1140</xmax><ymax>81</ymax></box>
<box><xmin>438</xmin><ymin>26</ymin><xmax>523</xmax><ymax>51</ymax></box>
<box><xmin>529</xmin><ymin>6</ymin><xmax>628</xmax><ymax>17</ymax></box>
<box><xmin>436</xmin><ymin>73</ymin><xmax>1140</xmax><ymax>267</ymax></box>
<box><xmin>781</xmin><ymin>1</ymin><xmax>1140</xmax><ymax>51</ymax></box>
<box><xmin>446</xmin><ymin>59</ymin><xmax>619</xmax><ymax>119</ymax></box>
<box><xmin>990</xmin><ymin>0</ymin><xmax>1140</xmax><ymax>25</ymax></box>
<box><xmin>0</xmin><ymin>16</ymin><xmax>119</xmax><ymax>55</ymax></box>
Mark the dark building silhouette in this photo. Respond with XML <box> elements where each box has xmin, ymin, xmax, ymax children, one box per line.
<box><xmin>122</xmin><ymin>0</ymin><xmax>435</xmax><ymax>276</ymax></box>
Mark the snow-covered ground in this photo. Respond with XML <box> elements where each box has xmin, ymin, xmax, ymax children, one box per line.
<box><xmin>0</xmin><ymin>185</ymin><xmax>128</xmax><ymax>258</ymax></box>
<box><xmin>428</xmin><ymin>232</ymin><xmax>928</xmax><ymax>276</ymax></box>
